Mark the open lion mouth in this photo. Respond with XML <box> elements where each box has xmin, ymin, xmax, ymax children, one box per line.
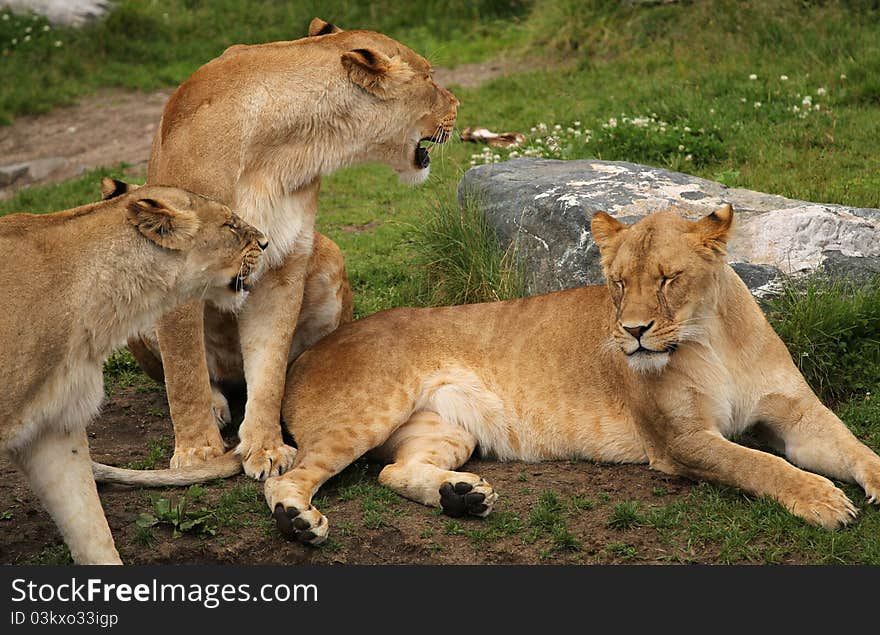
<box><xmin>229</xmin><ymin>274</ymin><xmax>251</xmax><ymax>293</ymax></box>
<box><xmin>414</xmin><ymin>131</ymin><xmax>451</xmax><ymax>169</ymax></box>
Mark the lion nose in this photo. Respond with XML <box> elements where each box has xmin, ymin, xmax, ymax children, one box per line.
<box><xmin>623</xmin><ymin>321</ymin><xmax>654</xmax><ymax>340</ymax></box>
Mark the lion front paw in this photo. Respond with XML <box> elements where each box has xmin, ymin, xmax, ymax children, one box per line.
<box><xmin>439</xmin><ymin>478</ymin><xmax>498</xmax><ymax>518</ymax></box>
<box><xmin>785</xmin><ymin>474</ymin><xmax>858</xmax><ymax>530</ymax></box>
<box><xmin>272</xmin><ymin>504</ymin><xmax>328</xmax><ymax>546</ymax></box>
<box><xmin>236</xmin><ymin>441</ymin><xmax>297</xmax><ymax>481</ymax></box>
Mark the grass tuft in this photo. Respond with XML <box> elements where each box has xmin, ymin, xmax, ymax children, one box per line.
<box><xmin>764</xmin><ymin>274</ymin><xmax>880</xmax><ymax>404</ymax></box>
<box><xmin>414</xmin><ymin>194</ymin><xmax>525</xmax><ymax>306</ymax></box>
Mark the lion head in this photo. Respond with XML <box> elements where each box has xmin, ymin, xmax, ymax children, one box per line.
<box><xmin>105</xmin><ymin>178</ymin><xmax>268</xmax><ymax>311</ymax></box>
<box><xmin>304</xmin><ymin>18</ymin><xmax>459</xmax><ymax>185</ymax></box>
<box><xmin>590</xmin><ymin>205</ymin><xmax>734</xmax><ymax>374</ymax></box>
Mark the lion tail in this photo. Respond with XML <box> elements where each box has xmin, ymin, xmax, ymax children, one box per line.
<box><xmin>92</xmin><ymin>451</ymin><xmax>242</xmax><ymax>486</ymax></box>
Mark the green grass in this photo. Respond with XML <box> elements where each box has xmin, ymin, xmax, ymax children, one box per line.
<box><xmin>125</xmin><ymin>437</ymin><xmax>171</xmax><ymax>471</ymax></box>
<box><xmin>763</xmin><ymin>275</ymin><xmax>880</xmax><ymax>404</ymax></box>
<box><xmin>526</xmin><ymin>491</ymin><xmax>583</xmax><ymax>556</ymax></box>
<box><xmin>0</xmin><ymin>0</ymin><xmax>530</xmax><ymax>124</ymax></box>
<box><xmin>606</xmin><ymin>500</ymin><xmax>646</xmax><ymax>531</ymax></box>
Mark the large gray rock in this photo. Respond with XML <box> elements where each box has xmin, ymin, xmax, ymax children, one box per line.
<box><xmin>2</xmin><ymin>0</ymin><xmax>111</xmax><ymax>26</ymax></box>
<box><xmin>458</xmin><ymin>158</ymin><xmax>880</xmax><ymax>297</ymax></box>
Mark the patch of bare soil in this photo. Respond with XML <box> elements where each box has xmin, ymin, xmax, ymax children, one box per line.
<box><xmin>0</xmin><ymin>384</ymin><xmax>767</xmax><ymax>566</ymax></box>
<box><xmin>0</xmin><ymin>89</ymin><xmax>171</xmax><ymax>197</ymax></box>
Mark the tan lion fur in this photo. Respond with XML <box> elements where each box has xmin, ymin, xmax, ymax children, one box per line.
<box><xmin>258</xmin><ymin>205</ymin><xmax>880</xmax><ymax>544</ymax></box>
<box><xmin>0</xmin><ymin>182</ymin><xmax>266</xmax><ymax>563</ymax></box>
<box><xmin>138</xmin><ymin>17</ymin><xmax>458</xmax><ymax>480</ymax></box>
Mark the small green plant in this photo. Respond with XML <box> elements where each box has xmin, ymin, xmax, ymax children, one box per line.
<box><xmin>126</xmin><ymin>437</ymin><xmax>170</xmax><ymax>470</ymax></box>
<box><xmin>606</xmin><ymin>500</ymin><xmax>646</xmax><ymax>530</ymax></box>
<box><xmin>527</xmin><ymin>491</ymin><xmax>582</xmax><ymax>553</ymax></box>
<box><xmin>25</xmin><ymin>544</ymin><xmax>72</xmax><ymax>566</ymax></box>
<box><xmin>133</xmin><ymin>523</ymin><xmax>156</xmax><ymax>547</ymax></box>
<box><xmin>606</xmin><ymin>542</ymin><xmax>639</xmax><ymax>560</ymax></box>
<box><xmin>137</xmin><ymin>486</ymin><xmax>217</xmax><ymax>538</ymax></box>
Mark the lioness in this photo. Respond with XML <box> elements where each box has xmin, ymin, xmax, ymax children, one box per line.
<box><xmin>99</xmin><ymin>179</ymin><xmax>353</xmax><ymax>440</ymax></box>
<box><xmin>0</xmin><ymin>183</ymin><xmax>266</xmax><ymax>564</ymax></box>
<box><xmin>258</xmin><ymin>205</ymin><xmax>880</xmax><ymax>544</ymax></box>
<box><xmin>141</xmin><ymin>17</ymin><xmax>458</xmax><ymax>480</ymax></box>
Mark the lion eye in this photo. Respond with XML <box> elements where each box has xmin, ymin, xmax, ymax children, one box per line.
<box><xmin>660</xmin><ymin>274</ymin><xmax>680</xmax><ymax>289</ymax></box>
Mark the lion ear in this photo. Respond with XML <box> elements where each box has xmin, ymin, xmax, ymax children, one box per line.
<box><xmin>101</xmin><ymin>177</ymin><xmax>137</xmax><ymax>200</ymax></box>
<box><xmin>341</xmin><ymin>48</ymin><xmax>414</xmax><ymax>98</ymax></box>
<box><xmin>590</xmin><ymin>211</ymin><xmax>626</xmax><ymax>249</ymax></box>
<box><xmin>308</xmin><ymin>17</ymin><xmax>342</xmax><ymax>36</ymax></box>
<box><xmin>126</xmin><ymin>197</ymin><xmax>201</xmax><ymax>250</ymax></box>
<box><xmin>691</xmin><ymin>204</ymin><xmax>734</xmax><ymax>256</ymax></box>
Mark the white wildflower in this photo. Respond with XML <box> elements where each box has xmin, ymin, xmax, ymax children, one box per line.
<box><xmin>684</xmin><ymin>154</ymin><xmax>693</xmax><ymax>161</ymax></box>
<box><xmin>24</xmin><ymin>26</ymin><xmax>31</xmax><ymax>33</ymax></box>
<box><xmin>54</xmin><ymin>40</ymin><xmax>62</xmax><ymax>47</ymax></box>
<box><xmin>754</xmin><ymin>101</ymin><xmax>762</xmax><ymax>108</ymax></box>
<box><xmin>677</xmin><ymin>144</ymin><xmax>685</xmax><ymax>151</ymax></box>
<box><xmin>740</xmin><ymin>97</ymin><xmax>747</xmax><ymax>103</ymax></box>
<box><xmin>816</xmin><ymin>87</ymin><xmax>827</xmax><ymax>96</ymax></box>
<box><xmin>840</xmin><ymin>73</ymin><xmax>847</xmax><ymax>80</ymax></box>
<box><xmin>42</xmin><ymin>24</ymin><xmax>50</xmax><ymax>32</ymax></box>
<box><xmin>749</xmin><ymin>74</ymin><xmax>757</xmax><ymax>80</ymax></box>
<box><xmin>802</xmin><ymin>95</ymin><xmax>812</xmax><ymax>106</ymax></box>
<box><xmin>1</xmin><ymin>14</ymin><xmax>8</xmax><ymax>21</ymax></box>
<box><xmin>780</xmin><ymin>75</ymin><xmax>788</xmax><ymax>81</ymax></box>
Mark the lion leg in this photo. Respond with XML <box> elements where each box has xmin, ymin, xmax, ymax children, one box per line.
<box><xmin>265</xmin><ymin>404</ymin><xmax>411</xmax><ymax>545</ymax></box>
<box><xmin>156</xmin><ymin>300</ymin><xmax>227</xmax><ymax>467</ymax></box>
<box><xmin>665</xmin><ymin>428</ymin><xmax>857</xmax><ymax>529</ymax></box>
<box><xmin>374</xmin><ymin>411</ymin><xmax>497</xmax><ymax>518</ymax></box>
<box><xmin>11</xmin><ymin>426</ymin><xmax>121</xmax><ymax>564</ymax></box>
<box><xmin>234</xmin><ymin>252</ymin><xmax>308</xmax><ymax>480</ymax></box>
<box><xmin>288</xmin><ymin>232</ymin><xmax>354</xmax><ymax>362</ymax></box>
<box><xmin>757</xmin><ymin>393</ymin><xmax>880</xmax><ymax>505</ymax></box>
<box><xmin>127</xmin><ymin>332</ymin><xmax>233</xmax><ymax>430</ymax></box>
<box><xmin>127</xmin><ymin>333</ymin><xmax>165</xmax><ymax>383</ymax></box>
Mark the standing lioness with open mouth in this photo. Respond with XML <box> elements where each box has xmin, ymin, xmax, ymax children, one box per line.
<box><xmin>132</xmin><ymin>18</ymin><xmax>458</xmax><ymax>481</ymax></box>
<box><xmin>260</xmin><ymin>205</ymin><xmax>880</xmax><ymax>543</ymax></box>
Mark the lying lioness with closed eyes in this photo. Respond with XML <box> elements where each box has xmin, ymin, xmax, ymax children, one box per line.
<box><xmin>261</xmin><ymin>204</ymin><xmax>880</xmax><ymax>544</ymax></box>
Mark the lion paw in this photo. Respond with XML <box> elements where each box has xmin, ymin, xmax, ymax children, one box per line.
<box><xmin>273</xmin><ymin>504</ymin><xmax>328</xmax><ymax>545</ymax></box>
<box><xmin>439</xmin><ymin>479</ymin><xmax>498</xmax><ymax>518</ymax></box>
<box><xmin>237</xmin><ymin>442</ymin><xmax>297</xmax><ymax>481</ymax></box>
<box><xmin>170</xmin><ymin>443</ymin><xmax>225</xmax><ymax>468</ymax></box>
<box><xmin>787</xmin><ymin>475</ymin><xmax>858</xmax><ymax>530</ymax></box>
<box><xmin>862</xmin><ymin>471</ymin><xmax>880</xmax><ymax>506</ymax></box>
<box><xmin>210</xmin><ymin>387</ymin><xmax>232</xmax><ymax>429</ymax></box>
